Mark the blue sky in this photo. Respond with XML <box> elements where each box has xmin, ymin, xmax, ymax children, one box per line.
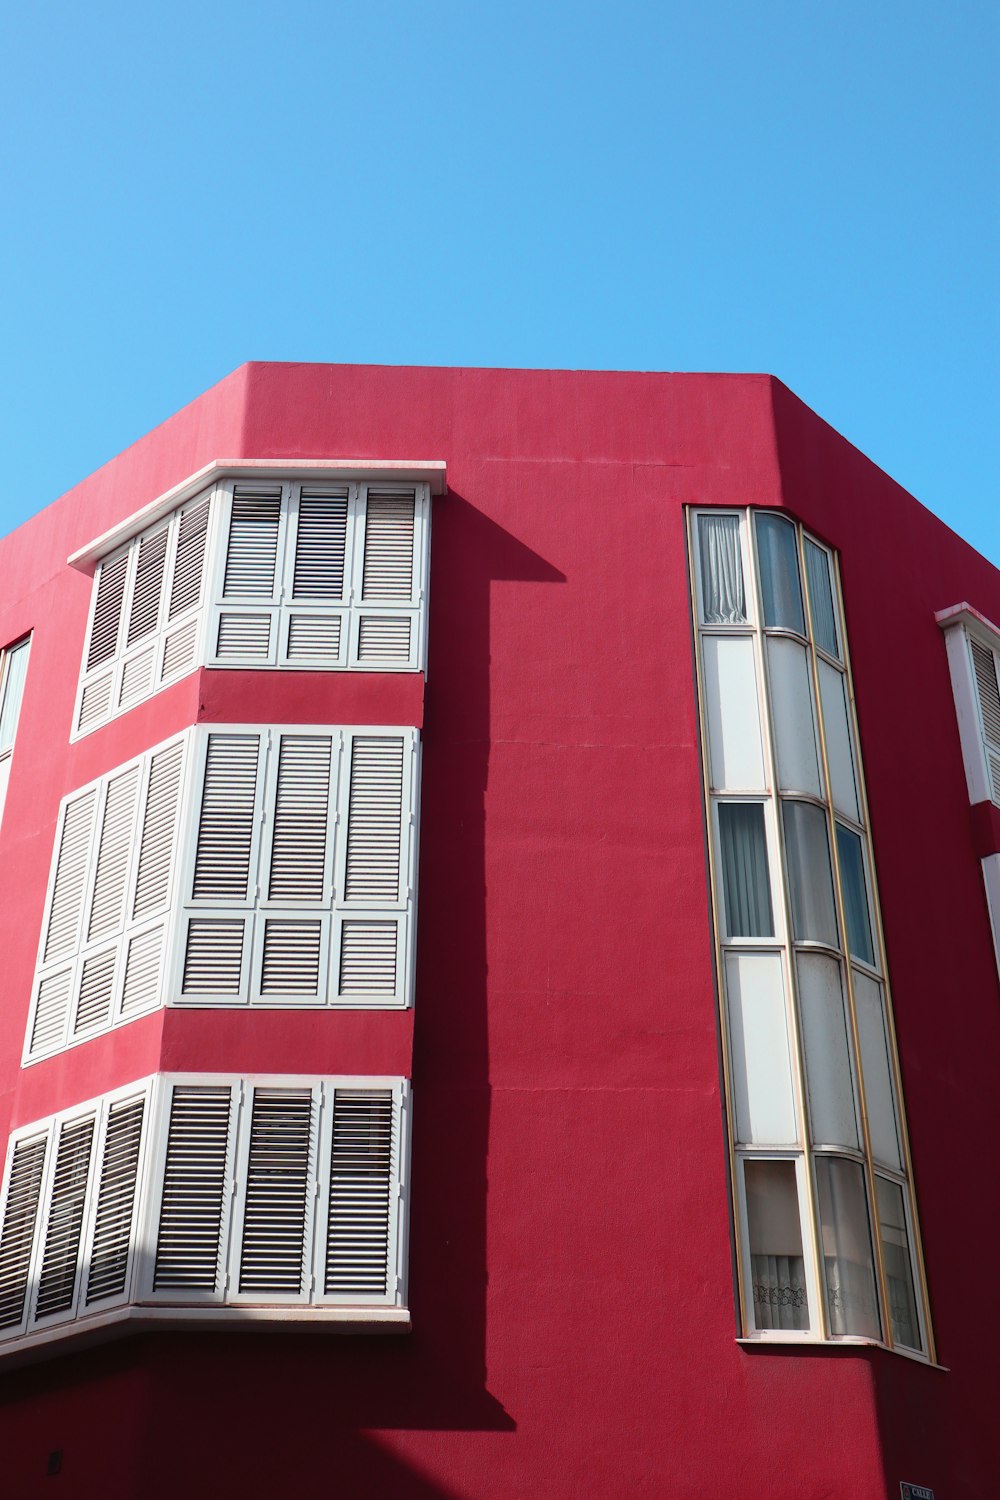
<box><xmin>1</xmin><ymin>2</ymin><xmax>995</xmax><ymax>556</ymax></box>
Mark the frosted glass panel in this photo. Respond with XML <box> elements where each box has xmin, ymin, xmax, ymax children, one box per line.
<box><xmin>782</xmin><ymin>800</ymin><xmax>838</xmax><ymax>947</ymax></box>
<box><xmin>815</xmin><ymin>1157</ymin><xmax>881</xmax><ymax>1339</ymax></box>
<box><xmin>702</xmin><ymin>636</ymin><xmax>765</xmax><ymax>791</ymax></box>
<box><xmin>698</xmin><ymin>514</ymin><xmax>746</xmax><ymax>624</ymax></box>
<box><xmin>767</xmin><ymin>637</ymin><xmax>822</xmax><ymax>797</ymax></box>
<box><xmin>818</xmin><ymin>661</ymin><xmax>860</xmax><ymax>823</ymax></box>
<box><xmin>804</xmin><ymin>541</ymin><xmax>839</xmax><ymax>659</ymax></box>
<box><xmin>744</xmin><ymin>1160</ymin><xmax>809</xmax><ymax>1331</ymax></box>
<box><xmin>725</xmin><ymin>952</ymin><xmax>796</xmax><ymax>1145</ymax></box>
<box><xmin>719</xmin><ymin>804</ymin><xmax>774</xmax><ymax>938</ymax></box>
<box><xmin>755</xmin><ymin>514</ymin><xmax>805</xmax><ymax>634</ymax></box>
<box><xmin>797</xmin><ymin>953</ymin><xmax>858</xmax><ymax>1150</ymax></box>
<box><xmin>876</xmin><ymin>1177</ymin><xmax>922</xmax><ymax>1351</ymax></box>
<box><xmin>854</xmin><ymin>970</ymin><xmax>901</xmax><ymax>1170</ymax></box>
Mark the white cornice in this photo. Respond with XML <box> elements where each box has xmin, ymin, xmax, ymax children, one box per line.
<box><xmin>68</xmin><ymin>458</ymin><xmax>448</xmax><ymax>573</ymax></box>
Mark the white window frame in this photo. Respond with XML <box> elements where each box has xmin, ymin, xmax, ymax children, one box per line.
<box><xmin>0</xmin><ymin>634</ymin><xmax>31</xmax><ymax>833</ymax></box>
<box><xmin>0</xmin><ymin>1073</ymin><xmax>411</xmax><ymax>1364</ymax></box>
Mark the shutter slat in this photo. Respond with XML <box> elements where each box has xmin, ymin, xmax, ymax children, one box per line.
<box><xmin>74</xmin><ymin>949</ymin><xmax>117</xmax><ymax>1035</ymax></box>
<box><xmin>169</xmin><ymin>495</ymin><xmax>210</xmax><ymax>619</ymax></box>
<box><xmin>357</xmin><ymin>616</ymin><xmax>412</xmax><ymax>663</ymax></box>
<box><xmin>361</xmin><ymin>493</ymin><xmax>416</xmax><ymax>602</ymax></box>
<box><xmin>126</xmin><ymin>527</ymin><xmax>168</xmax><ymax>647</ymax></box>
<box><xmin>972</xmin><ymin>639</ymin><xmax>1000</xmax><ymax>747</ymax></box>
<box><xmin>344</xmin><ymin>737</ymin><xmax>404</xmax><ymax>901</ymax></box>
<box><xmin>325</xmin><ymin>1090</ymin><xmax>394</xmax><ymax>1296</ymax></box>
<box><xmin>44</xmin><ymin>791</ymin><xmax>98</xmax><ymax>963</ymax></box>
<box><xmin>118</xmin><ymin>646</ymin><xmax>156</xmax><ymax>708</ymax></box>
<box><xmin>292</xmin><ymin>490</ymin><xmax>349</xmax><ymax>600</ymax></box>
<box><xmin>35</xmin><ymin>1116</ymin><xmax>95</xmax><ymax>1321</ymax></box>
<box><xmin>238</xmin><ymin>1089</ymin><xmax>313</xmax><ymax>1295</ymax></box>
<box><xmin>133</xmin><ymin>741</ymin><xmax>185</xmax><ymax>918</ymax></box>
<box><xmin>286</xmin><ymin>614</ymin><xmax>342</xmax><ymax>662</ymax></box>
<box><xmin>121</xmin><ymin>926</ymin><xmax>164</xmax><ymax>1014</ymax></box>
<box><xmin>0</xmin><ymin>1137</ymin><xmax>47</xmax><ymax>1330</ymax></box>
<box><xmin>88</xmin><ymin>767</ymin><xmax>141</xmax><ymax>941</ymax></box>
<box><xmin>192</xmin><ymin>735</ymin><xmax>260</xmax><ymax>900</ymax></box>
<box><xmin>87</xmin><ymin>553</ymin><xmax>129</xmax><ymax>671</ymax></box>
<box><xmin>154</xmin><ymin>1086</ymin><xmax>233</xmax><ymax>1292</ymax></box>
<box><xmin>338</xmin><ymin>921</ymin><xmax>397</xmax><ymax>995</ymax></box>
<box><xmin>183</xmin><ymin>919</ymin><xmax>245</xmax><ymax>994</ymax></box>
<box><xmin>216</xmin><ymin>613</ymin><xmax>272</xmax><ymax>660</ymax></box>
<box><xmin>223</xmin><ymin>489</ymin><xmax>282</xmax><ymax>598</ymax></box>
<box><xmin>86</xmin><ymin>1097</ymin><xmax>145</xmax><ymax>1304</ymax></box>
<box><xmin>268</xmin><ymin>735</ymin><xmax>332</xmax><ymax>902</ymax></box>
<box><xmin>77</xmin><ymin>673</ymin><xmax>113</xmax><ymax>732</ymax></box>
<box><xmin>30</xmin><ymin>971</ymin><xmax>73</xmax><ymax>1055</ymax></box>
<box><xmin>161</xmin><ymin>619</ymin><xmax>199</xmax><ymax>680</ymax></box>
<box><xmin>260</xmin><ymin>920</ymin><xmax>322</xmax><ymax>995</ymax></box>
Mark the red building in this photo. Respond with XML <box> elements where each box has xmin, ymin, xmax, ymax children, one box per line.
<box><xmin>0</xmin><ymin>364</ymin><xmax>996</xmax><ymax>1498</ymax></box>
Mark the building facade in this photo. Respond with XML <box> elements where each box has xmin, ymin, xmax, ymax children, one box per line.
<box><xmin>0</xmin><ymin>364</ymin><xmax>996</xmax><ymax>1496</ymax></box>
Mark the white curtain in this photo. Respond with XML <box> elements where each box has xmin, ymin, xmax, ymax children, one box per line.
<box><xmin>816</xmin><ymin>1157</ymin><xmax>880</xmax><ymax>1339</ymax></box>
<box><xmin>751</xmin><ymin>1254</ymin><xmax>809</xmax><ymax>1332</ymax></box>
<box><xmin>804</xmin><ymin>540</ymin><xmax>839</xmax><ymax>657</ymax></box>
<box><xmin>755</xmin><ymin>513</ymin><xmax>805</xmax><ymax>634</ymax></box>
<box><xmin>781</xmin><ymin>800</ymin><xmax>838</xmax><ymax>947</ymax></box>
<box><xmin>699</xmin><ymin>515</ymin><xmax>746</xmax><ymax>624</ymax></box>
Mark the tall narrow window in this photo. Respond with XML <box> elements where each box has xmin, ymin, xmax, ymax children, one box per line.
<box><xmin>0</xmin><ymin>636</ymin><xmax>30</xmax><ymax>832</ymax></box>
<box><xmin>691</xmin><ymin>508</ymin><xmax>930</xmax><ymax>1357</ymax></box>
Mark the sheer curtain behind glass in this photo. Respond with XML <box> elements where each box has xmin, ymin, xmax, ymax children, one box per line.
<box><xmin>719</xmin><ymin>804</ymin><xmax>774</xmax><ymax>937</ymax></box>
<box><xmin>699</xmin><ymin>515</ymin><xmax>746</xmax><ymax>624</ymax></box>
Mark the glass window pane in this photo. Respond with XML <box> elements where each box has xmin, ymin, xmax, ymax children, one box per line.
<box><xmin>836</xmin><ymin>826</ymin><xmax>875</xmax><ymax>966</ymax></box>
<box><xmin>854</xmin><ymin>971</ymin><xmax>901</xmax><ymax>1171</ymax></box>
<box><xmin>782</xmin><ymin>801</ymin><xmax>838</xmax><ymax>947</ymax></box>
<box><xmin>766</xmin><ymin>638</ymin><xmax>822</xmax><ymax>797</ymax></box>
<box><xmin>702</xmin><ymin>637</ymin><xmax>766</xmax><ymax>792</ymax></box>
<box><xmin>818</xmin><ymin>662</ymin><xmax>860</xmax><ymax>823</ymax></box>
<box><xmin>744</xmin><ymin>1160</ymin><xmax>809</xmax><ymax>1332</ymax></box>
<box><xmin>699</xmin><ymin>514</ymin><xmax>746</xmax><ymax>624</ymax></box>
<box><xmin>0</xmin><ymin>638</ymin><xmax>30</xmax><ymax>754</ymax></box>
<box><xmin>875</xmin><ymin>1177</ymin><xmax>922</xmax><ymax>1352</ymax></box>
<box><xmin>804</xmin><ymin>540</ymin><xmax>839</xmax><ymax>658</ymax></box>
<box><xmin>725</xmin><ymin>953</ymin><xmax>797</xmax><ymax>1145</ymax></box>
<box><xmin>755</xmin><ymin>514</ymin><xmax>805</xmax><ymax>634</ymax></box>
<box><xmin>815</xmin><ymin>1156</ymin><xmax>881</xmax><ymax>1339</ymax></box>
<box><xmin>719</xmin><ymin>804</ymin><xmax>774</xmax><ymax>938</ymax></box>
<box><xmin>797</xmin><ymin>954</ymin><xmax>859</xmax><ymax>1151</ymax></box>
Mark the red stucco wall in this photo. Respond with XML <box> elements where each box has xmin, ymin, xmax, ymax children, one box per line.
<box><xmin>0</xmin><ymin>365</ymin><xmax>995</xmax><ymax>1497</ymax></box>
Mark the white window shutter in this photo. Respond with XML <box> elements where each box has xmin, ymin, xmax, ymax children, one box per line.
<box><xmin>125</xmin><ymin>525</ymin><xmax>168</xmax><ymax>647</ymax></box>
<box><xmin>291</xmin><ymin>489</ymin><xmax>350</xmax><ymax>599</ymax></box>
<box><xmin>73</xmin><ymin>948</ymin><xmax>117</xmax><ymax>1036</ymax></box>
<box><xmin>360</xmin><ymin>491</ymin><xmax>416</xmax><ymax>603</ymax></box>
<box><xmin>0</xmin><ymin>1135</ymin><xmax>48</xmax><ymax>1332</ymax></box>
<box><xmin>87</xmin><ymin>552</ymin><xmax>129</xmax><ymax>672</ymax></box>
<box><xmin>324</xmin><ymin>1087</ymin><xmax>397</xmax><ymax>1300</ymax></box>
<box><xmin>151</xmin><ymin>1084</ymin><xmax>237</xmax><ymax>1298</ymax></box>
<box><xmin>84</xmin><ymin>1095</ymin><xmax>146</xmax><ymax>1307</ymax></box>
<box><xmin>87</xmin><ymin>767</ymin><xmax>141</xmax><ymax>942</ymax></box>
<box><xmin>213</xmin><ymin>487</ymin><xmax>284</xmax><ymax>665</ymax></box>
<box><xmin>132</xmin><ymin>741</ymin><xmax>185</xmax><ymax>919</ymax></box>
<box><xmin>33</xmin><ymin>1115</ymin><xmax>95</xmax><ymax>1322</ymax></box>
<box><xmin>191</xmin><ymin>735</ymin><xmax>262</xmax><ymax>901</ymax></box>
<box><xmin>168</xmin><ymin>494</ymin><xmax>211</xmax><ymax>620</ymax></box>
<box><xmin>235</xmin><ymin>1087</ymin><xmax>316</xmax><ymax>1298</ymax></box>
<box><xmin>43</xmin><ymin>790</ymin><xmax>99</xmax><ymax>964</ymax></box>
<box><xmin>343</xmin><ymin>735</ymin><xmax>405</xmax><ymax>903</ymax></box>
<box><xmin>971</xmin><ymin>638</ymin><xmax>1000</xmax><ymax>801</ymax></box>
<box><xmin>266</xmin><ymin>735</ymin><xmax>334</xmax><ymax>902</ymax></box>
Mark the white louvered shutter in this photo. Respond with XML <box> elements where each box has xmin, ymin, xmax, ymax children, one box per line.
<box><xmin>88</xmin><ymin>767</ymin><xmax>141</xmax><ymax>941</ymax></box>
<box><xmin>85</xmin><ymin>1095</ymin><xmax>146</xmax><ymax>1307</ymax></box>
<box><xmin>168</xmin><ymin>494</ymin><xmax>211</xmax><ymax>620</ymax></box>
<box><xmin>213</xmin><ymin>487</ymin><xmax>284</xmax><ymax>665</ymax></box>
<box><xmin>234</xmin><ymin>1087</ymin><xmax>316</xmax><ymax>1300</ymax></box>
<box><xmin>133</xmin><ymin>741</ymin><xmax>185</xmax><ymax>919</ymax></box>
<box><xmin>323</xmin><ymin>1087</ymin><xmax>398</xmax><ymax>1302</ymax></box>
<box><xmin>87</xmin><ymin>552</ymin><xmax>130</xmax><ymax>674</ymax></box>
<box><xmin>336</xmin><ymin>733</ymin><xmax>410</xmax><ymax>1003</ymax></box>
<box><xmin>281</xmin><ymin>488</ymin><xmax>351</xmax><ymax>667</ymax></box>
<box><xmin>971</xmin><ymin>638</ymin><xmax>1000</xmax><ymax>801</ymax></box>
<box><xmin>126</xmin><ymin>525</ymin><xmax>168</xmax><ymax>647</ymax></box>
<box><xmin>43</xmin><ymin>791</ymin><xmax>99</xmax><ymax>965</ymax></box>
<box><xmin>151</xmin><ymin>1083</ymin><xmax>237</xmax><ymax>1300</ymax></box>
<box><xmin>33</xmin><ymin>1114</ymin><xmax>95</xmax><ymax>1323</ymax></box>
<box><xmin>0</xmin><ymin>1135</ymin><xmax>48</xmax><ymax>1334</ymax></box>
<box><xmin>352</xmin><ymin>488</ymin><xmax>421</xmax><ymax>669</ymax></box>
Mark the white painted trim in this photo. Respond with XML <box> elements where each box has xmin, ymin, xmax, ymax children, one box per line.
<box><xmin>936</xmin><ymin>601</ymin><xmax>1000</xmax><ymax>640</ymax></box>
<box><xmin>69</xmin><ymin>460</ymin><xmax>447</xmax><ymax>572</ymax></box>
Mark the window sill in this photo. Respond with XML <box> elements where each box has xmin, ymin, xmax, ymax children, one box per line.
<box><xmin>0</xmin><ymin>1304</ymin><xmax>411</xmax><ymax>1371</ymax></box>
<box><xmin>736</xmin><ymin>1336</ymin><xmax>945</xmax><ymax>1370</ymax></box>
